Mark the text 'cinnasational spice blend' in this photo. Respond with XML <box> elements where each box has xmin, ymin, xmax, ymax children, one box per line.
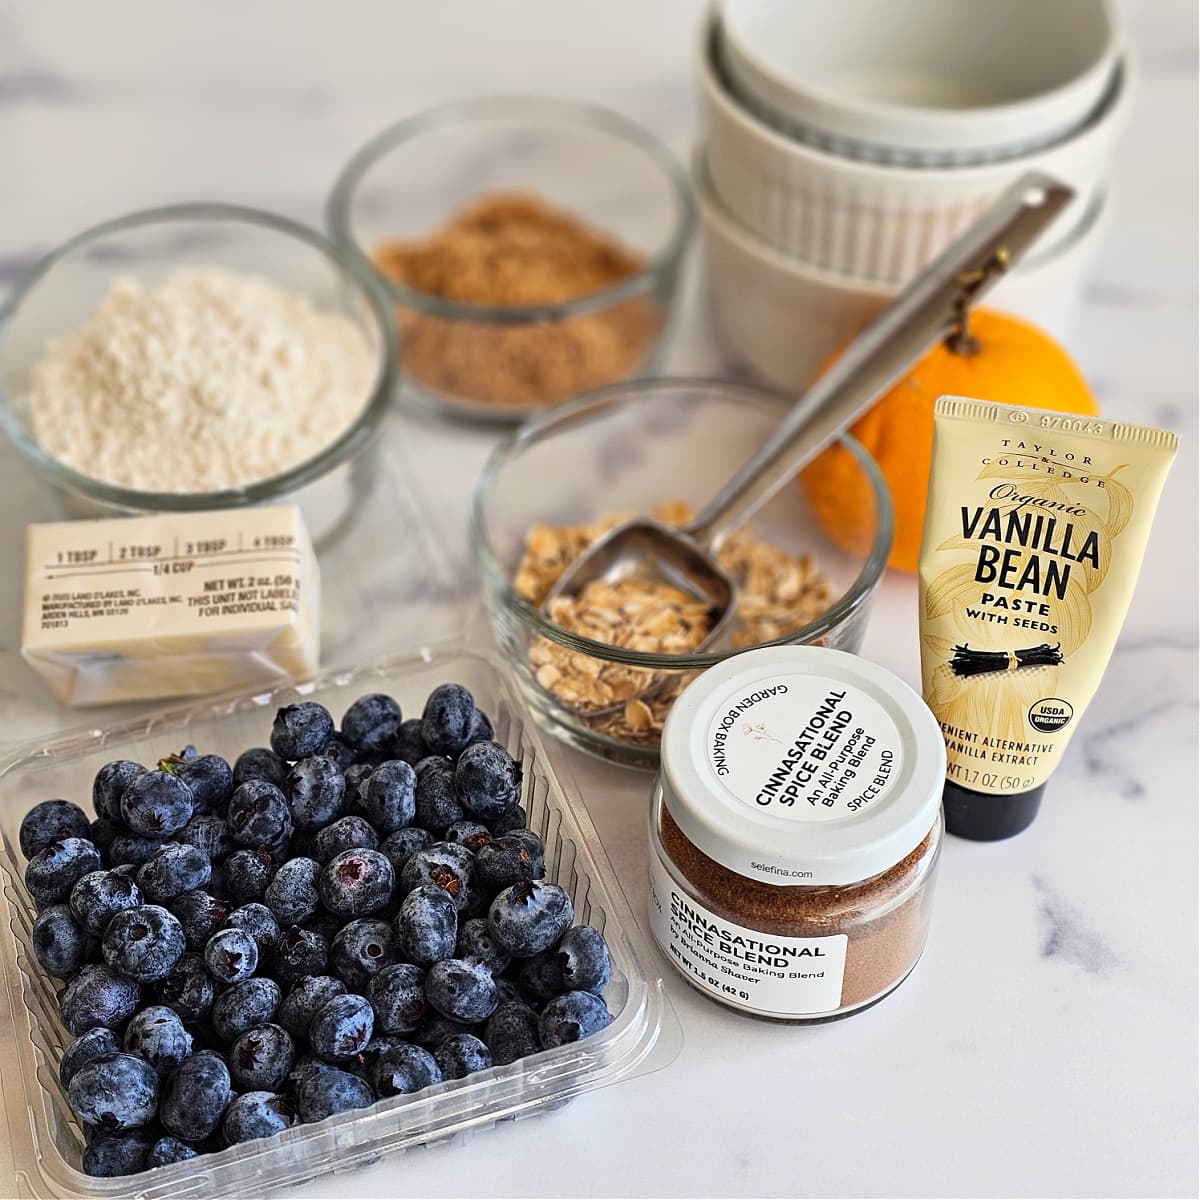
<box><xmin>648</xmin><ymin>646</ymin><xmax>945</xmax><ymax>1022</ymax></box>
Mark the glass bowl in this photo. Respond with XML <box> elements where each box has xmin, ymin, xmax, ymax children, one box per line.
<box><xmin>471</xmin><ymin>378</ymin><xmax>894</xmax><ymax>768</ymax></box>
<box><xmin>0</xmin><ymin>204</ymin><xmax>397</xmax><ymax>546</ymax></box>
<box><xmin>327</xmin><ymin>96</ymin><xmax>694</xmax><ymax>425</ymax></box>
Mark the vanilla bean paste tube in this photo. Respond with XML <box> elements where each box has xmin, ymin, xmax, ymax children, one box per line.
<box><xmin>919</xmin><ymin>396</ymin><xmax>1178</xmax><ymax>840</ymax></box>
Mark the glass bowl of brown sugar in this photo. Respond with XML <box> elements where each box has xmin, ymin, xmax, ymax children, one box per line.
<box><xmin>327</xmin><ymin>96</ymin><xmax>694</xmax><ymax>424</ymax></box>
<box><xmin>471</xmin><ymin>378</ymin><xmax>894</xmax><ymax>767</ymax></box>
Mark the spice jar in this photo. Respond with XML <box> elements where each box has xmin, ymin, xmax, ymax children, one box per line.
<box><xmin>648</xmin><ymin>645</ymin><xmax>945</xmax><ymax>1022</ymax></box>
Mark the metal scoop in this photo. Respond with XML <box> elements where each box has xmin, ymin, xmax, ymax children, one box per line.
<box><xmin>543</xmin><ymin>173</ymin><xmax>1074</xmax><ymax>658</ymax></box>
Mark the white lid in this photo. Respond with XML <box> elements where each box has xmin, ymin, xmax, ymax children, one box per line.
<box><xmin>659</xmin><ymin>646</ymin><xmax>945</xmax><ymax>886</ymax></box>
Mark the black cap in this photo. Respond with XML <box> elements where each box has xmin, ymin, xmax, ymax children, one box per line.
<box><xmin>942</xmin><ymin>779</ymin><xmax>1046</xmax><ymax>842</ymax></box>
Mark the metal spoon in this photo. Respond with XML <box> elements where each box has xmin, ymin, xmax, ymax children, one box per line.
<box><xmin>543</xmin><ymin>172</ymin><xmax>1074</xmax><ymax>665</ymax></box>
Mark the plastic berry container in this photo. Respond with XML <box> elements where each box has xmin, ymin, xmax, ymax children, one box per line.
<box><xmin>0</xmin><ymin>645</ymin><xmax>678</xmax><ymax>1199</ymax></box>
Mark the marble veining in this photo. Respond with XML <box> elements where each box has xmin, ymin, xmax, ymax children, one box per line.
<box><xmin>1033</xmin><ymin>875</ymin><xmax>1120</xmax><ymax>976</ymax></box>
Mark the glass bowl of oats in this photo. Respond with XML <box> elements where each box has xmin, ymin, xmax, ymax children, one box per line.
<box><xmin>471</xmin><ymin>378</ymin><xmax>894</xmax><ymax>767</ymax></box>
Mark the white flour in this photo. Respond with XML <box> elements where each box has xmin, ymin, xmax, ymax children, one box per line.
<box><xmin>29</xmin><ymin>268</ymin><xmax>377</xmax><ymax>494</ymax></box>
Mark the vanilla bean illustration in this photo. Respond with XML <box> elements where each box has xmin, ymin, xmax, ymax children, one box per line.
<box><xmin>949</xmin><ymin>642</ymin><xmax>1064</xmax><ymax>678</ymax></box>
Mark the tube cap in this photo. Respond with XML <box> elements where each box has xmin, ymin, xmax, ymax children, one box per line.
<box><xmin>942</xmin><ymin>779</ymin><xmax>1045</xmax><ymax>841</ymax></box>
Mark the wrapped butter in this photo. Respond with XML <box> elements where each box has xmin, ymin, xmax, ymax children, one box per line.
<box><xmin>22</xmin><ymin>505</ymin><xmax>320</xmax><ymax>706</ymax></box>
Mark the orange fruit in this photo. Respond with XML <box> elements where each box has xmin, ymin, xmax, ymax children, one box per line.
<box><xmin>800</xmin><ymin>308</ymin><xmax>1099</xmax><ymax>574</ymax></box>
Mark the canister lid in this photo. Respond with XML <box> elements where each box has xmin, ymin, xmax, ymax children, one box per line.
<box><xmin>659</xmin><ymin>646</ymin><xmax>945</xmax><ymax>886</ymax></box>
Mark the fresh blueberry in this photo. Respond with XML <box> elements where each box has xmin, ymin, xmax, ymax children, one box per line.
<box><xmin>557</xmin><ymin>924</ymin><xmax>612</xmax><ymax>994</ymax></box>
<box><xmin>435</xmin><ymin>1032</ymin><xmax>493</xmax><ymax>1080</ymax></box>
<box><xmin>155</xmin><ymin>953</ymin><xmax>216</xmax><ymax>1024</ymax></box>
<box><xmin>92</xmin><ymin>762</ymin><xmax>146</xmax><ymax>824</ymax></box>
<box><xmin>465</xmin><ymin>708</ymin><xmax>495</xmax><ymax>749</ymax></box>
<box><xmin>488</xmin><ymin>881</ymin><xmax>573</xmax><ymax>957</ymax></box>
<box><xmin>538</xmin><ymin>990</ymin><xmax>612</xmax><ymax>1048</ymax></box>
<box><xmin>19</xmin><ymin>799</ymin><xmax>92</xmax><ymax>860</ymax></box>
<box><xmin>233</xmin><ymin>747</ymin><xmax>290</xmax><ymax>791</ymax></box>
<box><xmin>413</xmin><ymin>1013</ymin><xmax>482</xmax><ymax>1052</ymax></box>
<box><xmin>366</xmin><ymin>962</ymin><xmax>427</xmax><ymax>1035</ymax></box>
<box><xmin>224</xmin><ymin>847</ymin><xmax>277</xmax><ymax>904</ymax></box>
<box><xmin>223</xmin><ymin>903</ymin><xmax>280</xmax><ymax>955</ymax></box>
<box><xmin>264</xmin><ymin>856</ymin><xmax>321</xmax><ymax>925</ymax></box>
<box><xmin>229</xmin><ymin>1023</ymin><xmax>296</xmax><ymax>1092</ymax></box>
<box><xmin>399</xmin><ymin>843</ymin><xmax>473</xmax><ymax>912</ymax></box>
<box><xmin>493</xmin><ymin>976</ymin><xmax>522</xmax><ymax>1006</ymax></box>
<box><xmin>204</xmin><ymin>927</ymin><xmax>258</xmax><ymax>984</ymax></box>
<box><xmin>32</xmin><ymin>903</ymin><xmax>91</xmax><ymax>978</ymax></box>
<box><xmin>342</xmin><ymin>762</ymin><xmax>374</xmax><ymax>807</ymax></box>
<box><xmin>369</xmin><ymin>1042</ymin><xmax>442</xmax><ymax>1097</ymax></box>
<box><xmin>60</xmin><ymin>962</ymin><xmax>141</xmax><ymax>1035</ymax></box>
<box><xmin>294</xmin><ymin>1065</ymin><xmax>372</xmax><ymax>1123</ymax></box>
<box><xmin>160</xmin><ymin>1051</ymin><xmax>232</xmax><ymax>1141</ymax></box>
<box><xmin>277</xmin><ymin>975</ymin><xmax>346</xmax><ymax>1040</ymax></box>
<box><xmin>270</xmin><ymin>702</ymin><xmax>335</xmax><ymax>761</ymax></box>
<box><xmin>313</xmin><ymin>815</ymin><xmax>379</xmax><ymax>864</ymax></box>
<box><xmin>272</xmin><ymin>926</ymin><xmax>330</xmax><ymax>985</ymax></box>
<box><xmin>137</xmin><ymin>843</ymin><xmax>212</xmax><ymax>905</ymax></box>
<box><xmin>308</xmin><ymin>993</ymin><xmax>373</xmax><ymax>1063</ymax></box>
<box><xmin>420</xmin><ymin>684</ymin><xmax>477</xmax><ymax>757</ymax></box>
<box><xmin>454</xmin><ymin>741</ymin><xmax>521</xmax><ymax>821</ymax></box>
<box><xmin>108</xmin><ymin>832</ymin><xmax>166</xmax><ymax>868</ymax></box>
<box><xmin>226</xmin><ymin>780</ymin><xmax>293</xmax><ymax>850</ymax></box>
<box><xmin>413</xmin><ymin>759</ymin><xmax>464</xmax><ymax>835</ymax></box>
<box><xmin>176</xmin><ymin>814</ymin><xmax>234</xmax><ymax>863</ymax></box>
<box><xmin>321</xmin><ymin>732</ymin><xmax>360</xmax><ymax>773</ymax></box>
<box><xmin>318</xmin><ymin>849</ymin><xmax>394</xmax><ymax>919</ymax></box>
<box><xmin>330</xmin><ymin>918</ymin><xmax>395</xmax><ymax>989</ymax></box>
<box><xmin>502</xmin><ymin>829</ymin><xmax>545</xmax><ymax>872</ymax></box>
<box><xmin>162</xmin><ymin>753</ymin><xmax>234</xmax><ymax>816</ymax></box>
<box><xmin>210</xmin><ymin>976</ymin><xmax>282</xmax><ymax>1042</ymax></box>
<box><xmin>488</xmin><ymin>804</ymin><xmax>529</xmax><ymax>837</ymax></box>
<box><xmin>223</xmin><ymin>1090</ymin><xmax>294</xmax><ymax>1144</ymax></box>
<box><xmin>59</xmin><ymin>1027</ymin><xmax>121</xmax><ymax>1088</ymax></box>
<box><xmin>425</xmin><ymin>958</ymin><xmax>499</xmax><ymax>1023</ymax></box>
<box><xmin>286</xmin><ymin>756</ymin><xmax>346</xmax><ymax>831</ymax></box>
<box><xmin>473</xmin><ymin>838</ymin><xmax>538</xmax><ymax>896</ymax></box>
<box><xmin>392</xmin><ymin>885</ymin><xmax>457</xmax><ymax>967</ymax></box>
<box><xmin>456</xmin><ymin>917</ymin><xmax>511</xmax><ymax>975</ymax></box>
<box><xmin>378</xmin><ymin>827</ymin><xmax>433</xmax><ymax>875</ymax></box>
<box><xmin>69</xmin><ymin>1052</ymin><xmax>159</xmax><ymax>1130</ymax></box>
<box><xmin>362</xmin><ymin>761</ymin><xmax>416</xmax><ymax>835</ymax></box>
<box><xmin>145</xmin><ymin>1135</ymin><xmax>198</xmax><ymax>1168</ymax></box>
<box><xmin>25</xmin><ymin>837</ymin><xmax>103</xmax><ymax>906</ymax></box>
<box><xmin>103</xmin><ymin>905</ymin><xmax>186</xmax><ymax>983</ymax></box>
<box><xmin>341</xmin><ymin>693</ymin><xmax>403</xmax><ymax>757</ymax></box>
<box><xmin>484</xmin><ymin>1000</ymin><xmax>541</xmax><ymax>1066</ymax></box>
<box><xmin>123</xmin><ymin>1005</ymin><xmax>193</xmax><ymax>1077</ymax></box>
<box><xmin>82</xmin><ymin>1129</ymin><xmax>154</xmax><ymax>1178</ymax></box>
<box><xmin>88</xmin><ymin>818</ymin><xmax>122</xmax><ymax>860</ymax></box>
<box><xmin>387</xmin><ymin>717</ymin><xmax>428</xmax><ymax>766</ymax></box>
<box><xmin>120</xmin><ymin>770</ymin><xmax>194</xmax><ymax>837</ymax></box>
<box><xmin>443</xmin><ymin>821</ymin><xmax>493</xmax><ymax>851</ymax></box>
<box><xmin>517</xmin><ymin>949</ymin><xmax>565</xmax><ymax>1004</ymax></box>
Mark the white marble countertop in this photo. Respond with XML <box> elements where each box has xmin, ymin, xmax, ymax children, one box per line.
<box><xmin>0</xmin><ymin>2</ymin><xmax>1196</xmax><ymax>1197</ymax></box>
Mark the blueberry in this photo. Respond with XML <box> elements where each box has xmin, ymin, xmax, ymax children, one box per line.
<box><xmin>226</xmin><ymin>780</ymin><xmax>293</xmax><ymax>850</ymax></box>
<box><xmin>264</xmin><ymin>856</ymin><xmax>321</xmax><ymax>925</ymax></box>
<box><xmin>204</xmin><ymin>927</ymin><xmax>258</xmax><ymax>984</ymax></box>
<box><xmin>176</xmin><ymin>814</ymin><xmax>234</xmax><ymax>863</ymax></box>
<box><xmin>413</xmin><ymin>1013</ymin><xmax>482</xmax><ymax>1052</ymax></box>
<box><xmin>435</xmin><ymin>1032</ymin><xmax>493</xmax><ymax>1080</ymax></box>
<box><xmin>502</xmin><ymin>829</ymin><xmax>545</xmax><ymax>873</ymax></box>
<box><xmin>387</xmin><ymin>717</ymin><xmax>428</xmax><ymax>766</ymax></box>
<box><xmin>454</xmin><ymin>741</ymin><xmax>521</xmax><ymax>821</ymax></box>
<box><xmin>210</xmin><ymin>976</ymin><xmax>282</xmax><ymax>1042</ymax></box>
<box><xmin>493</xmin><ymin>976</ymin><xmax>522</xmax><ymax>1006</ymax></box>
<box><xmin>331</xmin><ymin>918</ymin><xmax>395</xmax><ymax>989</ymax></box>
<box><xmin>443</xmin><ymin>821</ymin><xmax>493</xmax><ymax>851</ymax></box>
<box><xmin>294</xmin><ymin>1065</ymin><xmax>372</xmax><ymax>1123</ymax></box>
<box><xmin>69</xmin><ymin>1052</ymin><xmax>159</xmax><ymax>1130</ymax></box>
<box><xmin>229</xmin><ymin>1022</ymin><xmax>296</xmax><ymax>1092</ymax></box>
<box><xmin>488</xmin><ymin>881</ymin><xmax>573</xmax><ymax>957</ymax></box>
<box><xmin>484</xmin><ymin>1000</ymin><xmax>541</xmax><ymax>1066</ymax></box>
<box><xmin>286</xmin><ymin>756</ymin><xmax>346</xmax><ymax>831</ymax></box>
<box><xmin>425</xmin><ymin>958</ymin><xmax>499</xmax><ymax>1023</ymax></box>
<box><xmin>88</xmin><ymin>817</ymin><xmax>122</xmax><ymax>860</ymax></box>
<box><xmin>362</xmin><ymin>761</ymin><xmax>417</xmax><ymax>835</ymax></box>
<box><xmin>146</xmin><ymin>1135</ymin><xmax>198</xmax><ymax>1168</ymax></box>
<box><xmin>366</xmin><ymin>962</ymin><xmax>427</xmax><ymax>1035</ymax></box>
<box><xmin>233</xmin><ymin>747</ymin><xmax>290</xmax><ymax>791</ymax></box>
<box><xmin>223</xmin><ymin>903</ymin><xmax>281</xmax><ymax>955</ymax></box>
<box><xmin>162</xmin><ymin>753</ymin><xmax>234</xmax><ymax>815</ymax></box>
<box><xmin>413</xmin><ymin>759</ymin><xmax>464</xmax><ymax>835</ymax></box>
<box><xmin>224</xmin><ymin>848</ymin><xmax>277</xmax><ymax>904</ymax></box>
<box><xmin>313</xmin><ymin>815</ymin><xmax>379</xmax><ymax>864</ymax></box>
<box><xmin>160</xmin><ymin>1051</ymin><xmax>232</xmax><ymax>1141</ymax></box>
<box><xmin>92</xmin><ymin>762</ymin><xmax>146</xmax><ymax>824</ymax></box>
<box><xmin>465</xmin><ymin>708</ymin><xmax>495</xmax><ymax>749</ymax></box>
<box><xmin>538</xmin><ymin>990</ymin><xmax>612</xmax><ymax>1048</ymax></box>
<box><xmin>319</xmin><ymin>849</ymin><xmax>394</xmax><ymax>919</ymax></box>
<box><xmin>82</xmin><ymin>1129</ymin><xmax>154</xmax><ymax>1178</ymax></box>
<box><xmin>109</xmin><ymin>832</ymin><xmax>166</xmax><ymax>868</ymax></box>
<box><xmin>341</xmin><ymin>693</ymin><xmax>403</xmax><ymax>757</ymax></box>
<box><xmin>155</xmin><ymin>953</ymin><xmax>216</xmax><ymax>1024</ymax></box>
<box><xmin>473</xmin><ymin>838</ymin><xmax>538</xmax><ymax>896</ymax></box>
<box><xmin>456</xmin><ymin>917</ymin><xmax>511</xmax><ymax>975</ymax></box>
<box><xmin>308</xmin><ymin>993</ymin><xmax>373</xmax><ymax>1063</ymax></box>
<box><xmin>517</xmin><ymin>949</ymin><xmax>565</xmax><ymax>1004</ymax></box>
<box><xmin>378</xmin><ymin>827</ymin><xmax>433</xmax><ymax>875</ymax></box>
<box><xmin>120</xmin><ymin>770</ymin><xmax>194</xmax><ymax>837</ymax></box>
<box><xmin>25</xmin><ymin>837</ymin><xmax>103</xmax><ymax>906</ymax></box>
<box><xmin>488</xmin><ymin>804</ymin><xmax>529</xmax><ymax>837</ymax></box>
<box><xmin>393</xmin><ymin>885</ymin><xmax>457</xmax><ymax>967</ymax></box>
<box><xmin>399</xmin><ymin>843</ymin><xmax>473</xmax><ymax>912</ymax></box>
<box><xmin>223</xmin><ymin>1090</ymin><xmax>294</xmax><ymax>1144</ymax></box>
<box><xmin>273</xmin><ymin>926</ymin><xmax>330</xmax><ymax>985</ymax></box>
<box><xmin>321</xmin><ymin>732</ymin><xmax>360</xmax><ymax>773</ymax></box>
<box><xmin>19</xmin><ymin>799</ymin><xmax>92</xmax><ymax>860</ymax></box>
<box><xmin>137</xmin><ymin>843</ymin><xmax>212</xmax><ymax>904</ymax></box>
<box><xmin>32</xmin><ymin>903</ymin><xmax>91</xmax><ymax>978</ymax></box>
<box><xmin>103</xmin><ymin>905</ymin><xmax>186</xmax><ymax>982</ymax></box>
<box><xmin>60</xmin><ymin>963</ymin><xmax>141</xmax><ymax>1034</ymax></box>
<box><xmin>270</xmin><ymin>702</ymin><xmax>335</xmax><ymax>761</ymax></box>
<box><xmin>369</xmin><ymin>1041</ymin><xmax>442</xmax><ymax>1097</ymax></box>
<box><xmin>59</xmin><ymin>1027</ymin><xmax>121</xmax><ymax>1088</ymax></box>
<box><xmin>557</xmin><ymin>924</ymin><xmax>612</xmax><ymax>994</ymax></box>
<box><xmin>277</xmin><ymin>975</ymin><xmax>346</xmax><ymax>1040</ymax></box>
<box><xmin>342</xmin><ymin>763</ymin><xmax>374</xmax><ymax>807</ymax></box>
<box><xmin>123</xmin><ymin>1005</ymin><xmax>193</xmax><ymax>1076</ymax></box>
<box><xmin>420</xmin><ymin>684</ymin><xmax>477</xmax><ymax>757</ymax></box>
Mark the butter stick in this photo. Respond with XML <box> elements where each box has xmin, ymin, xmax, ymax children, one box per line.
<box><xmin>22</xmin><ymin>506</ymin><xmax>320</xmax><ymax>706</ymax></box>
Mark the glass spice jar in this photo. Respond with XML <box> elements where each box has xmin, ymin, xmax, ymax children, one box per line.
<box><xmin>648</xmin><ymin>645</ymin><xmax>945</xmax><ymax>1022</ymax></box>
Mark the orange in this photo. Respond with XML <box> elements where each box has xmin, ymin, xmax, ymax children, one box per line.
<box><xmin>800</xmin><ymin>308</ymin><xmax>1099</xmax><ymax>574</ymax></box>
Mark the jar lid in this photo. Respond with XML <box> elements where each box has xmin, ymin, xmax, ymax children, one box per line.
<box><xmin>659</xmin><ymin>646</ymin><xmax>945</xmax><ymax>886</ymax></box>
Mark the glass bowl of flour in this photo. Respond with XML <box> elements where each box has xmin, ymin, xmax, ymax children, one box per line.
<box><xmin>0</xmin><ymin>204</ymin><xmax>397</xmax><ymax>545</ymax></box>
